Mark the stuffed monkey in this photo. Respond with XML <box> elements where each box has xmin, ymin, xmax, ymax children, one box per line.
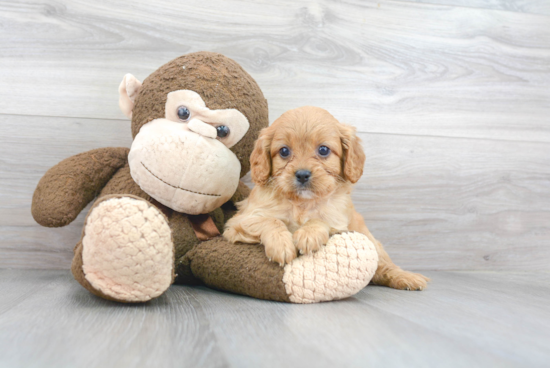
<box><xmin>31</xmin><ymin>52</ymin><xmax>378</xmax><ymax>304</ymax></box>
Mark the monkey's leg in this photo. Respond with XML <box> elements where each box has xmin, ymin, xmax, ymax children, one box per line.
<box><xmin>72</xmin><ymin>194</ymin><xmax>175</xmax><ymax>302</ymax></box>
<box><xmin>182</xmin><ymin>232</ymin><xmax>378</xmax><ymax>304</ymax></box>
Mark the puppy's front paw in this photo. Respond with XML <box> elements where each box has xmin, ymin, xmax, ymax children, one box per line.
<box><xmin>223</xmin><ymin>226</ymin><xmax>238</xmax><ymax>243</ymax></box>
<box><xmin>293</xmin><ymin>227</ymin><xmax>329</xmax><ymax>255</ymax></box>
<box><xmin>263</xmin><ymin>230</ymin><xmax>297</xmax><ymax>267</ymax></box>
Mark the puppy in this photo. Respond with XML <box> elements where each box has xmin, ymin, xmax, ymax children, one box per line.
<box><xmin>224</xmin><ymin>106</ymin><xmax>429</xmax><ymax>290</ymax></box>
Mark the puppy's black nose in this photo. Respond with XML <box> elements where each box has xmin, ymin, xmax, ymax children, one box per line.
<box><xmin>295</xmin><ymin>170</ymin><xmax>311</xmax><ymax>184</ymax></box>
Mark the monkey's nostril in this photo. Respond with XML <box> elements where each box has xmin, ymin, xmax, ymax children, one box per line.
<box><xmin>295</xmin><ymin>170</ymin><xmax>311</xmax><ymax>184</ymax></box>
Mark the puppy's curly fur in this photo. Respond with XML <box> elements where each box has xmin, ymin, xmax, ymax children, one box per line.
<box><xmin>224</xmin><ymin>106</ymin><xmax>429</xmax><ymax>290</ymax></box>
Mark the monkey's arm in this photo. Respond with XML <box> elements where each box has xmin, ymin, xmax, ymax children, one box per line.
<box><xmin>32</xmin><ymin>147</ymin><xmax>129</xmax><ymax>227</ymax></box>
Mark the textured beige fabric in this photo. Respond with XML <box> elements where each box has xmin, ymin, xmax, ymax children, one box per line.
<box><xmin>118</xmin><ymin>73</ymin><xmax>142</xmax><ymax>118</ymax></box>
<box><xmin>128</xmin><ymin>118</ymin><xmax>241</xmax><ymax>215</ymax></box>
<box><xmin>82</xmin><ymin>197</ymin><xmax>174</xmax><ymax>302</ymax></box>
<box><xmin>282</xmin><ymin>232</ymin><xmax>378</xmax><ymax>304</ymax></box>
<box><xmin>188</xmin><ymin>118</ymin><xmax>217</xmax><ymax>139</ymax></box>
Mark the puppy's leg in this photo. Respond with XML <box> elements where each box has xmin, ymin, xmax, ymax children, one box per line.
<box><xmin>293</xmin><ymin>219</ymin><xmax>330</xmax><ymax>255</ymax></box>
<box><xmin>224</xmin><ymin>215</ymin><xmax>262</xmax><ymax>244</ymax></box>
<box><xmin>349</xmin><ymin>211</ymin><xmax>429</xmax><ymax>290</ymax></box>
<box><xmin>224</xmin><ymin>216</ymin><xmax>296</xmax><ymax>266</ymax></box>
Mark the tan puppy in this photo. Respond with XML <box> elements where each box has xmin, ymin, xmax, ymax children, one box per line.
<box><xmin>224</xmin><ymin>106</ymin><xmax>429</xmax><ymax>290</ymax></box>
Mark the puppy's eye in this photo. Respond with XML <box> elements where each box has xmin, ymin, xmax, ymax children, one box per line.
<box><xmin>177</xmin><ymin>106</ymin><xmax>191</xmax><ymax>121</ymax></box>
<box><xmin>216</xmin><ymin>125</ymin><xmax>230</xmax><ymax>138</ymax></box>
<box><xmin>318</xmin><ymin>145</ymin><xmax>331</xmax><ymax>157</ymax></box>
<box><xmin>279</xmin><ymin>147</ymin><xmax>291</xmax><ymax>158</ymax></box>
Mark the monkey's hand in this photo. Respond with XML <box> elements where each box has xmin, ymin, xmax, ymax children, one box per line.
<box><xmin>32</xmin><ymin>147</ymin><xmax>129</xmax><ymax>227</ymax></box>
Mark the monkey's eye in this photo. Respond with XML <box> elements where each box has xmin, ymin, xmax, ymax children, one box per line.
<box><xmin>216</xmin><ymin>125</ymin><xmax>230</xmax><ymax>138</ymax></box>
<box><xmin>177</xmin><ymin>106</ymin><xmax>191</xmax><ymax>121</ymax></box>
<box><xmin>279</xmin><ymin>147</ymin><xmax>291</xmax><ymax>158</ymax></box>
<box><xmin>318</xmin><ymin>145</ymin><xmax>331</xmax><ymax>157</ymax></box>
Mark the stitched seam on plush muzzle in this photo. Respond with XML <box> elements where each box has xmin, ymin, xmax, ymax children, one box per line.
<box><xmin>141</xmin><ymin>162</ymin><xmax>221</xmax><ymax>197</ymax></box>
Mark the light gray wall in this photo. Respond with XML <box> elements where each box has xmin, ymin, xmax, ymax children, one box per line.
<box><xmin>1</xmin><ymin>0</ymin><xmax>549</xmax><ymax>270</ymax></box>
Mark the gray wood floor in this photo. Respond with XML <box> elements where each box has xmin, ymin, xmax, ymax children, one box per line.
<box><xmin>0</xmin><ymin>269</ymin><xmax>548</xmax><ymax>368</ymax></box>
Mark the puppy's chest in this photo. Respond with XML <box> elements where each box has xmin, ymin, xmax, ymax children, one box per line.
<box><xmin>286</xmin><ymin>203</ymin><xmax>350</xmax><ymax>232</ymax></box>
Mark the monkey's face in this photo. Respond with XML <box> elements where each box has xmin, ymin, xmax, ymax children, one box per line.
<box><xmin>127</xmin><ymin>90</ymin><xmax>250</xmax><ymax>214</ymax></box>
<box><xmin>119</xmin><ymin>52</ymin><xmax>269</xmax><ymax>214</ymax></box>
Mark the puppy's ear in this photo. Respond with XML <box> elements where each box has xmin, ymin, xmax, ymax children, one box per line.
<box><xmin>250</xmin><ymin>127</ymin><xmax>273</xmax><ymax>186</ymax></box>
<box><xmin>339</xmin><ymin>123</ymin><xmax>366</xmax><ymax>184</ymax></box>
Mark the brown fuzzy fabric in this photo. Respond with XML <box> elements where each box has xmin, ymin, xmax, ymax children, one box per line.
<box><xmin>32</xmin><ymin>147</ymin><xmax>129</xmax><ymax>227</ymax></box>
<box><xmin>169</xmin><ymin>206</ymin><xmax>224</xmax><ymax>285</ymax></box>
<box><xmin>131</xmin><ymin>51</ymin><xmax>268</xmax><ymax>177</ymax></box>
<box><xmin>230</xmin><ymin>180</ymin><xmax>251</xmax><ymax>204</ymax></box>
<box><xmin>98</xmin><ymin>163</ymin><xmax>150</xmax><ymax>200</ymax></box>
<box><xmin>217</xmin><ymin>181</ymin><xmax>251</xmax><ymax>221</ymax></box>
<box><xmin>185</xmin><ymin>237</ymin><xmax>291</xmax><ymax>302</ymax></box>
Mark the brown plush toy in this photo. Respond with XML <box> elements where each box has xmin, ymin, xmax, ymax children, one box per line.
<box><xmin>31</xmin><ymin>52</ymin><xmax>378</xmax><ymax>304</ymax></box>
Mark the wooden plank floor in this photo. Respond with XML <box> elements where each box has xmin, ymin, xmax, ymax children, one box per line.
<box><xmin>0</xmin><ymin>269</ymin><xmax>548</xmax><ymax>368</ymax></box>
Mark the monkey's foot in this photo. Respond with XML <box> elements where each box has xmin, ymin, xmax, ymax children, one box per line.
<box><xmin>282</xmin><ymin>232</ymin><xmax>378</xmax><ymax>304</ymax></box>
<box><xmin>74</xmin><ymin>195</ymin><xmax>174</xmax><ymax>302</ymax></box>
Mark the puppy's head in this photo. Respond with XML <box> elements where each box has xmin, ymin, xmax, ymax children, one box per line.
<box><xmin>250</xmin><ymin>106</ymin><xmax>365</xmax><ymax>200</ymax></box>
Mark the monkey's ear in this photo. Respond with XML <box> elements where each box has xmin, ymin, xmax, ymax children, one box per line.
<box><xmin>250</xmin><ymin>127</ymin><xmax>273</xmax><ymax>186</ymax></box>
<box><xmin>339</xmin><ymin>123</ymin><xmax>366</xmax><ymax>184</ymax></box>
<box><xmin>118</xmin><ymin>74</ymin><xmax>142</xmax><ymax>119</ymax></box>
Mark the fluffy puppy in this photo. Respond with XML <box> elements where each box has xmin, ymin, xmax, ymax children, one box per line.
<box><xmin>224</xmin><ymin>106</ymin><xmax>429</xmax><ymax>291</ymax></box>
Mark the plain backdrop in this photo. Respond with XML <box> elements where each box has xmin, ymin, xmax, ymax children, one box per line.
<box><xmin>1</xmin><ymin>0</ymin><xmax>549</xmax><ymax>272</ymax></box>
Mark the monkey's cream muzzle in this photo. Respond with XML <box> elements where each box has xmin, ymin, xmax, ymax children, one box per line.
<box><xmin>129</xmin><ymin>118</ymin><xmax>241</xmax><ymax>214</ymax></box>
